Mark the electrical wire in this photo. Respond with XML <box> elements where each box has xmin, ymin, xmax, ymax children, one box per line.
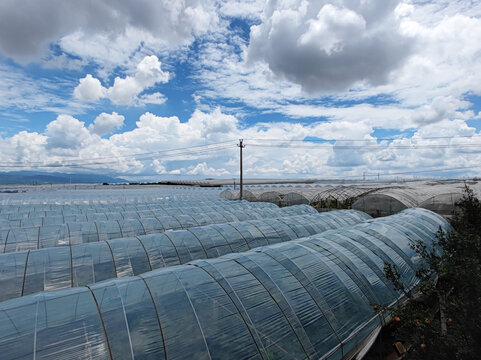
<box><xmin>0</xmin><ymin>143</ymin><xmax>236</xmax><ymax>169</ymax></box>
<box><xmin>247</xmin><ymin>143</ymin><xmax>481</xmax><ymax>150</ymax></box>
<box><xmin>246</xmin><ymin>134</ymin><xmax>481</xmax><ymax>142</ymax></box>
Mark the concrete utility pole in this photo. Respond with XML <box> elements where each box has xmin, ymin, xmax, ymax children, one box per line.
<box><xmin>237</xmin><ymin>139</ymin><xmax>245</xmax><ymax>200</ymax></box>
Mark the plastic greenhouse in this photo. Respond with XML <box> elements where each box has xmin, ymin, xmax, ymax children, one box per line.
<box><xmin>0</xmin><ymin>205</ymin><xmax>317</xmax><ymax>253</ymax></box>
<box><xmin>0</xmin><ymin>202</ymin><xmax>280</xmax><ymax>228</ymax></box>
<box><xmin>352</xmin><ymin>185</ymin><xmax>458</xmax><ymax>217</ymax></box>
<box><xmin>0</xmin><ymin>208</ymin><xmax>450</xmax><ymax>359</ymax></box>
<box><xmin>0</xmin><ymin>210</ymin><xmax>371</xmax><ymax>302</ymax></box>
<box><xmin>0</xmin><ymin>185</ymin><xmax>224</xmax><ymax>205</ymax></box>
<box><xmin>220</xmin><ymin>186</ymin><xmax>380</xmax><ymax>209</ymax></box>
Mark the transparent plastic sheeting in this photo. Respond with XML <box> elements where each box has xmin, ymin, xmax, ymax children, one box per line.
<box><xmin>0</xmin><ymin>198</ymin><xmax>237</xmax><ymax>213</ymax></box>
<box><xmin>0</xmin><ymin>210</ymin><xmax>371</xmax><ymax>302</ymax></box>
<box><xmin>0</xmin><ymin>205</ymin><xmax>317</xmax><ymax>253</ymax></box>
<box><xmin>0</xmin><ymin>199</ymin><xmax>277</xmax><ymax>219</ymax></box>
<box><xmin>0</xmin><ymin>202</ymin><xmax>280</xmax><ymax>228</ymax></box>
<box><xmin>0</xmin><ymin>186</ymin><xmax>224</xmax><ymax>205</ymax></box>
<box><xmin>0</xmin><ymin>208</ymin><xmax>451</xmax><ymax>360</ymax></box>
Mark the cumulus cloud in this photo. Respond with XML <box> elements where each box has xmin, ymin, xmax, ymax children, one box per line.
<box><xmin>88</xmin><ymin>112</ymin><xmax>125</xmax><ymax>136</ymax></box>
<box><xmin>412</xmin><ymin>96</ymin><xmax>473</xmax><ymax>126</ymax></box>
<box><xmin>73</xmin><ymin>74</ymin><xmax>106</xmax><ymax>102</ymax></box>
<box><xmin>109</xmin><ymin>55</ymin><xmax>169</xmax><ymax>105</ymax></box>
<box><xmin>45</xmin><ymin>115</ymin><xmax>92</xmax><ymax>149</ymax></box>
<box><xmin>248</xmin><ymin>0</ymin><xmax>413</xmax><ymax>92</ymax></box>
<box><xmin>73</xmin><ymin>55</ymin><xmax>169</xmax><ymax>106</ymax></box>
<box><xmin>0</xmin><ymin>0</ymin><xmax>218</xmax><ymax>63</ymax></box>
<box><xmin>186</xmin><ymin>162</ymin><xmax>230</xmax><ymax>176</ymax></box>
<box><xmin>188</xmin><ymin>107</ymin><xmax>238</xmax><ymax>139</ymax></box>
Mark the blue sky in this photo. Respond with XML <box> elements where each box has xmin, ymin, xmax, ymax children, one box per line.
<box><xmin>0</xmin><ymin>0</ymin><xmax>480</xmax><ymax>180</ymax></box>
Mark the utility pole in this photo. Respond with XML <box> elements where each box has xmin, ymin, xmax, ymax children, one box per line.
<box><xmin>237</xmin><ymin>139</ymin><xmax>245</xmax><ymax>200</ymax></box>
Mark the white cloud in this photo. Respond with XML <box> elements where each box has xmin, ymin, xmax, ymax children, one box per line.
<box><xmin>191</xmin><ymin>0</ymin><xmax>481</xmax><ymax>136</ymax></box>
<box><xmin>188</xmin><ymin>107</ymin><xmax>238</xmax><ymax>139</ymax></box>
<box><xmin>218</xmin><ymin>0</ymin><xmax>265</xmax><ymax>19</ymax></box>
<box><xmin>73</xmin><ymin>55</ymin><xmax>169</xmax><ymax>106</ymax></box>
<box><xmin>88</xmin><ymin>112</ymin><xmax>125</xmax><ymax>136</ymax></box>
<box><xmin>137</xmin><ymin>92</ymin><xmax>167</xmax><ymax>106</ymax></box>
<box><xmin>45</xmin><ymin>114</ymin><xmax>92</xmax><ymax>150</ymax></box>
<box><xmin>186</xmin><ymin>162</ymin><xmax>230</xmax><ymax>176</ymax></box>
<box><xmin>248</xmin><ymin>0</ymin><xmax>412</xmax><ymax>93</ymax></box>
<box><xmin>411</xmin><ymin>96</ymin><xmax>473</xmax><ymax>126</ymax></box>
<box><xmin>109</xmin><ymin>55</ymin><xmax>169</xmax><ymax>105</ymax></box>
<box><xmin>0</xmin><ymin>0</ymin><xmax>219</xmax><ymax>64</ymax></box>
<box><xmin>74</xmin><ymin>74</ymin><xmax>106</xmax><ymax>102</ymax></box>
<box><xmin>299</xmin><ymin>4</ymin><xmax>366</xmax><ymax>55</ymax></box>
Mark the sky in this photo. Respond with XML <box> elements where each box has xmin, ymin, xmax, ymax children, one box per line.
<box><xmin>0</xmin><ymin>0</ymin><xmax>481</xmax><ymax>181</ymax></box>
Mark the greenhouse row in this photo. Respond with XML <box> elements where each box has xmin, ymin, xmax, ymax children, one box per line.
<box><xmin>0</xmin><ymin>199</ymin><xmax>270</xmax><ymax>216</ymax></box>
<box><xmin>0</xmin><ymin>202</ymin><xmax>281</xmax><ymax>228</ymax></box>
<box><xmin>0</xmin><ymin>185</ymin><xmax>223</xmax><ymax>205</ymax></box>
<box><xmin>221</xmin><ymin>180</ymin><xmax>481</xmax><ymax>217</ymax></box>
<box><xmin>351</xmin><ymin>181</ymin><xmax>477</xmax><ymax>216</ymax></box>
<box><xmin>0</xmin><ymin>208</ymin><xmax>451</xmax><ymax>359</ymax></box>
<box><xmin>0</xmin><ymin>210</ymin><xmax>371</xmax><ymax>302</ymax></box>
<box><xmin>220</xmin><ymin>186</ymin><xmax>381</xmax><ymax>209</ymax></box>
<box><xmin>0</xmin><ymin>205</ymin><xmax>317</xmax><ymax>253</ymax></box>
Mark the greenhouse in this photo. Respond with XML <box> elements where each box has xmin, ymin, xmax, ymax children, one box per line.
<box><xmin>0</xmin><ymin>185</ymin><xmax>224</xmax><ymax>205</ymax></box>
<box><xmin>220</xmin><ymin>186</ymin><xmax>380</xmax><ymax>209</ymax></box>
<box><xmin>0</xmin><ymin>208</ymin><xmax>450</xmax><ymax>359</ymax></box>
<box><xmin>0</xmin><ymin>205</ymin><xmax>317</xmax><ymax>253</ymax></box>
<box><xmin>0</xmin><ymin>199</ymin><xmax>276</xmax><ymax>217</ymax></box>
<box><xmin>0</xmin><ymin>210</ymin><xmax>370</xmax><ymax>302</ymax></box>
<box><xmin>351</xmin><ymin>181</ymin><xmax>480</xmax><ymax>217</ymax></box>
<box><xmin>218</xmin><ymin>189</ymin><xmax>259</xmax><ymax>201</ymax></box>
<box><xmin>0</xmin><ymin>202</ymin><xmax>280</xmax><ymax>227</ymax></box>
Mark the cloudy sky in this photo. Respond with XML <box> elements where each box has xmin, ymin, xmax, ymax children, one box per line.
<box><xmin>0</xmin><ymin>0</ymin><xmax>480</xmax><ymax>180</ymax></box>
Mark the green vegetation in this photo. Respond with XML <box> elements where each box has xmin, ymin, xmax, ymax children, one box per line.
<box><xmin>381</xmin><ymin>185</ymin><xmax>481</xmax><ymax>359</ymax></box>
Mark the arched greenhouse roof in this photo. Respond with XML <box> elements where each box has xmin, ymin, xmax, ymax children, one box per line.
<box><xmin>352</xmin><ymin>187</ymin><xmax>446</xmax><ymax>216</ymax></box>
<box><xmin>312</xmin><ymin>186</ymin><xmax>375</xmax><ymax>203</ymax></box>
<box><xmin>0</xmin><ymin>210</ymin><xmax>371</xmax><ymax>302</ymax></box>
<box><xmin>0</xmin><ymin>199</ymin><xmax>277</xmax><ymax>217</ymax></box>
<box><xmin>0</xmin><ymin>186</ymin><xmax>225</xmax><ymax>205</ymax></box>
<box><xmin>0</xmin><ymin>205</ymin><xmax>318</xmax><ymax>253</ymax></box>
<box><xmin>419</xmin><ymin>192</ymin><xmax>463</xmax><ymax>216</ymax></box>
<box><xmin>0</xmin><ymin>208</ymin><xmax>450</xmax><ymax>359</ymax></box>
<box><xmin>0</xmin><ymin>202</ymin><xmax>279</xmax><ymax>228</ymax></box>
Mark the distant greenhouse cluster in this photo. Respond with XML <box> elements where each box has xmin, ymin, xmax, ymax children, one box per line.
<box><xmin>221</xmin><ymin>179</ymin><xmax>481</xmax><ymax>217</ymax></box>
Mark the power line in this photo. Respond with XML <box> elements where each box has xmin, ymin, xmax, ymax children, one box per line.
<box><xmin>0</xmin><ymin>142</ymin><xmax>236</xmax><ymax>169</ymax></box>
<box><xmin>0</xmin><ymin>140</ymin><xmax>235</xmax><ymax>165</ymax></box>
<box><xmin>247</xmin><ymin>143</ymin><xmax>481</xmax><ymax>150</ymax></box>
<box><xmin>344</xmin><ymin>166</ymin><xmax>480</xmax><ymax>179</ymax></box>
<box><xmin>247</xmin><ymin>134</ymin><xmax>481</xmax><ymax>142</ymax></box>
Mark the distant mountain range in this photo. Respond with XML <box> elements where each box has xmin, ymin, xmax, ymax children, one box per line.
<box><xmin>0</xmin><ymin>171</ymin><xmax>127</xmax><ymax>185</ymax></box>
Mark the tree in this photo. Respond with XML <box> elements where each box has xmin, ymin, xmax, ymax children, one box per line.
<box><xmin>383</xmin><ymin>185</ymin><xmax>481</xmax><ymax>359</ymax></box>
